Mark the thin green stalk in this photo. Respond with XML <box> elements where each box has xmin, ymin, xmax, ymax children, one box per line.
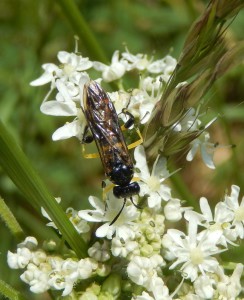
<box><xmin>56</xmin><ymin>0</ymin><xmax>108</xmax><ymax>63</ymax></box>
<box><xmin>0</xmin><ymin>120</ymin><xmax>87</xmax><ymax>258</ymax></box>
<box><xmin>0</xmin><ymin>279</ymin><xmax>27</xmax><ymax>300</ymax></box>
<box><xmin>0</xmin><ymin>196</ymin><xmax>25</xmax><ymax>241</ymax></box>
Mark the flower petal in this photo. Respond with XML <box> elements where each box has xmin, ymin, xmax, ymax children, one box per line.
<box><xmin>40</xmin><ymin>101</ymin><xmax>77</xmax><ymax>116</ymax></box>
<box><xmin>52</xmin><ymin>120</ymin><xmax>81</xmax><ymax>141</ymax></box>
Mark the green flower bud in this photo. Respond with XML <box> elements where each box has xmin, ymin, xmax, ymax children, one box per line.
<box><xmin>140</xmin><ymin>244</ymin><xmax>154</xmax><ymax>256</ymax></box>
<box><xmin>101</xmin><ymin>273</ymin><xmax>121</xmax><ymax>299</ymax></box>
<box><xmin>96</xmin><ymin>263</ymin><xmax>111</xmax><ymax>277</ymax></box>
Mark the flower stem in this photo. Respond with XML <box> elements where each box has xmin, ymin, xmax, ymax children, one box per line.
<box><xmin>56</xmin><ymin>0</ymin><xmax>108</xmax><ymax>63</ymax></box>
<box><xmin>0</xmin><ymin>197</ymin><xmax>25</xmax><ymax>241</ymax></box>
<box><xmin>0</xmin><ymin>279</ymin><xmax>27</xmax><ymax>300</ymax></box>
<box><xmin>0</xmin><ymin>120</ymin><xmax>87</xmax><ymax>258</ymax></box>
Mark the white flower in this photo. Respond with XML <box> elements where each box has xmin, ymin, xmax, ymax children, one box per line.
<box><xmin>30</xmin><ymin>51</ymin><xmax>92</xmax><ymax>87</ymax></box>
<box><xmin>140</xmin><ymin>76</ymin><xmax>162</xmax><ymax>92</ymax></box>
<box><xmin>173</xmin><ymin>108</ymin><xmax>201</xmax><ymax>132</ymax></box>
<box><xmin>223</xmin><ymin>185</ymin><xmax>244</xmax><ymax>239</ymax></box>
<box><xmin>88</xmin><ymin>241</ymin><xmax>111</xmax><ymax>262</ymax></box>
<box><xmin>40</xmin><ymin>80</ymin><xmax>79</xmax><ymax>116</ymax></box>
<box><xmin>111</xmin><ymin>237</ymin><xmax>138</xmax><ymax>257</ymax></box>
<box><xmin>7</xmin><ymin>248</ymin><xmax>32</xmax><ymax>269</ymax></box>
<box><xmin>30</xmin><ymin>63</ymin><xmax>60</xmax><ymax>87</ymax></box>
<box><xmin>48</xmin><ymin>271</ymin><xmax>75</xmax><ymax>296</ymax></box>
<box><xmin>147</xmin><ymin>55</ymin><xmax>176</xmax><ymax>76</ymax></box>
<box><xmin>109</xmin><ymin>90</ymin><xmax>130</xmax><ymax>114</ymax></box>
<box><xmin>130</xmin><ymin>89</ymin><xmax>158</xmax><ymax>124</ymax></box>
<box><xmin>122</xmin><ymin>49</ymin><xmax>151</xmax><ymax>71</ymax></box>
<box><xmin>48</xmin><ymin>258</ymin><xmax>97</xmax><ymax>296</ymax></box>
<box><xmin>78</xmin><ymin>195</ymin><xmax>139</xmax><ymax>240</ymax></box>
<box><xmin>134</xmin><ymin>145</ymin><xmax>171</xmax><ymax>210</ymax></box>
<box><xmin>127</xmin><ymin>255</ymin><xmax>164</xmax><ymax>290</ymax></box>
<box><xmin>20</xmin><ymin>263</ymin><xmax>50</xmax><ymax>294</ymax></box>
<box><xmin>17</xmin><ymin>236</ymin><xmax>38</xmax><ymax>250</ymax></box>
<box><xmin>186</xmin><ymin>132</ymin><xmax>216</xmax><ymax>169</ymax></box>
<box><xmin>31</xmin><ymin>250</ymin><xmax>47</xmax><ymax>266</ymax></box>
<box><xmin>164</xmin><ymin>198</ymin><xmax>192</xmax><ymax>222</ymax></box>
<box><xmin>76</xmin><ymin>258</ymin><xmax>98</xmax><ymax>279</ymax></box>
<box><xmin>193</xmin><ymin>275</ymin><xmax>214</xmax><ymax>299</ymax></box>
<box><xmin>184</xmin><ymin>197</ymin><xmax>235</xmax><ymax>246</ymax></box>
<box><xmin>163</xmin><ymin>219</ymin><xmax>225</xmax><ymax>282</ymax></box>
<box><xmin>52</xmin><ymin>113</ymin><xmax>86</xmax><ymax>141</ymax></box>
<box><xmin>41</xmin><ymin>197</ymin><xmax>61</xmax><ymax>230</ymax></box>
<box><xmin>110</xmin><ymin>88</ymin><xmax>157</xmax><ymax>125</ymax></box>
<box><xmin>57</xmin><ymin>51</ymin><xmax>93</xmax><ymax>80</ymax></box>
<box><xmin>216</xmin><ymin>264</ymin><xmax>243</xmax><ymax>299</ymax></box>
<box><xmin>161</xmin><ymin>233</ymin><xmax>176</xmax><ymax>261</ymax></box>
<box><xmin>93</xmin><ymin>50</ymin><xmax>126</xmax><ymax>82</ymax></box>
<box><xmin>31</xmin><ymin>50</ymin><xmax>92</xmax><ymax>142</ymax></box>
<box><xmin>149</xmin><ymin>276</ymin><xmax>171</xmax><ymax>300</ymax></box>
<box><xmin>133</xmin><ymin>291</ymin><xmax>155</xmax><ymax>300</ymax></box>
<box><xmin>66</xmin><ymin>207</ymin><xmax>90</xmax><ymax>234</ymax></box>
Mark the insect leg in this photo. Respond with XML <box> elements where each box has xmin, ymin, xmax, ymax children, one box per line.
<box><xmin>82</xmin><ymin>125</ymin><xmax>94</xmax><ymax>144</ymax></box>
<box><xmin>119</xmin><ymin>109</ymin><xmax>143</xmax><ymax>149</ymax></box>
<box><xmin>81</xmin><ymin>125</ymin><xmax>100</xmax><ymax>159</ymax></box>
<box><xmin>120</xmin><ymin>108</ymin><xmax>135</xmax><ymax>131</ymax></box>
<box><xmin>127</xmin><ymin>128</ymin><xmax>143</xmax><ymax>149</ymax></box>
<box><xmin>110</xmin><ymin>198</ymin><xmax>127</xmax><ymax>226</ymax></box>
<box><xmin>130</xmin><ymin>196</ymin><xmax>141</xmax><ymax>209</ymax></box>
<box><xmin>102</xmin><ymin>180</ymin><xmax>109</xmax><ymax>215</ymax></box>
<box><xmin>103</xmin><ymin>182</ymin><xmax>115</xmax><ymax>195</ymax></box>
<box><xmin>81</xmin><ymin>145</ymin><xmax>100</xmax><ymax>159</ymax></box>
<box><xmin>122</xmin><ymin>109</ymin><xmax>135</xmax><ymax>129</ymax></box>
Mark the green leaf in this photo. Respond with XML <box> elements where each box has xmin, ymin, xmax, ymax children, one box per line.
<box><xmin>0</xmin><ymin>279</ymin><xmax>27</xmax><ymax>300</ymax></box>
<box><xmin>0</xmin><ymin>197</ymin><xmax>24</xmax><ymax>241</ymax></box>
<box><xmin>0</xmin><ymin>120</ymin><xmax>87</xmax><ymax>258</ymax></box>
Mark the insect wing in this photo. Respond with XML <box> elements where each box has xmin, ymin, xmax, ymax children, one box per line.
<box><xmin>83</xmin><ymin>81</ymin><xmax>133</xmax><ymax>173</ymax></box>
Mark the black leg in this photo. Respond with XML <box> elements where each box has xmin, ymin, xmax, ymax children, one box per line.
<box><xmin>130</xmin><ymin>196</ymin><xmax>141</xmax><ymax>209</ymax></box>
<box><xmin>122</xmin><ymin>108</ymin><xmax>135</xmax><ymax>129</ymax></box>
<box><xmin>82</xmin><ymin>125</ymin><xmax>93</xmax><ymax>144</ymax></box>
<box><xmin>110</xmin><ymin>198</ymin><xmax>127</xmax><ymax>226</ymax></box>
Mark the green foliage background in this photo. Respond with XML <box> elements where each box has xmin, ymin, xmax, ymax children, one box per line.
<box><xmin>0</xmin><ymin>0</ymin><xmax>243</xmax><ymax>298</ymax></box>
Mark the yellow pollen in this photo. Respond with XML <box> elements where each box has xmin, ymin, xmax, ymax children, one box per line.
<box><xmin>63</xmin><ymin>64</ymin><xmax>74</xmax><ymax>75</ymax></box>
<box><xmin>209</xmin><ymin>222</ymin><xmax>221</xmax><ymax>231</ymax></box>
<box><xmin>190</xmin><ymin>247</ymin><xmax>204</xmax><ymax>265</ymax></box>
<box><xmin>147</xmin><ymin>176</ymin><xmax>161</xmax><ymax>192</ymax></box>
<box><xmin>235</xmin><ymin>207</ymin><xmax>244</xmax><ymax>222</ymax></box>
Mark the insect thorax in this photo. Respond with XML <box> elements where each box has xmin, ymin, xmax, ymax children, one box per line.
<box><xmin>107</xmin><ymin>162</ymin><xmax>134</xmax><ymax>186</ymax></box>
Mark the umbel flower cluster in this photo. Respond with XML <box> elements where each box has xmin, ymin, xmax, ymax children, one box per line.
<box><xmin>8</xmin><ymin>49</ymin><xmax>244</xmax><ymax>299</ymax></box>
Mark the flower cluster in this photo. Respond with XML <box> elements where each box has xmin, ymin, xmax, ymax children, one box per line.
<box><xmin>30</xmin><ymin>48</ymin><xmax>216</xmax><ymax>168</ymax></box>
<box><xmin>7</xmin><ymin>49</ymin><xmax>244</xmax><ymax>299</ymax></box>
<box><xmin>8</xmin><ymin>184</ymin><xmax>244</xmax><ymax>298</ymax></box>
<box><xmin>8</xmin><ymin>237</ymin><xmax>99</xmax><ymax>296</ymax></box>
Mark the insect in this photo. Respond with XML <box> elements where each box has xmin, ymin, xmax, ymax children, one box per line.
<box><xmin>82</xmin><ymin>80</ymin><xmax>141</xmax><ymax>224</ymax></box>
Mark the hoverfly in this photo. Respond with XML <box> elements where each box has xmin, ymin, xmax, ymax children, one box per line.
<box><xmin>82</xmin><ymin>81</ymin><xmax>140</xmax><ymax>224</ymax></box>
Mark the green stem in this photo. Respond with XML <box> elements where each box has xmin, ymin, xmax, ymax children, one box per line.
<box><xmin>56</xmin><ymin>0</ymin><xmax>108</xmax><ymax>63</ymax></box>
<box><xmin>0</xmin><ymin>197</ymin><xmax>25</xmax><ymax>241</ymax></box>
<box><xmin>0</xmin><ymin>279</ymin><xmax>27</xmax><ymax>300</ymax></box>
<box><xmin>0</xmin><ymin>120</ymin><xmax>87</xmax><ymax>258</ymax></box>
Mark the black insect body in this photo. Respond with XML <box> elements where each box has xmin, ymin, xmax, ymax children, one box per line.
<box><xmin>82</xmin><ymin>81</ymin><xmax>140</xmax><ymax>224</ymax></box>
